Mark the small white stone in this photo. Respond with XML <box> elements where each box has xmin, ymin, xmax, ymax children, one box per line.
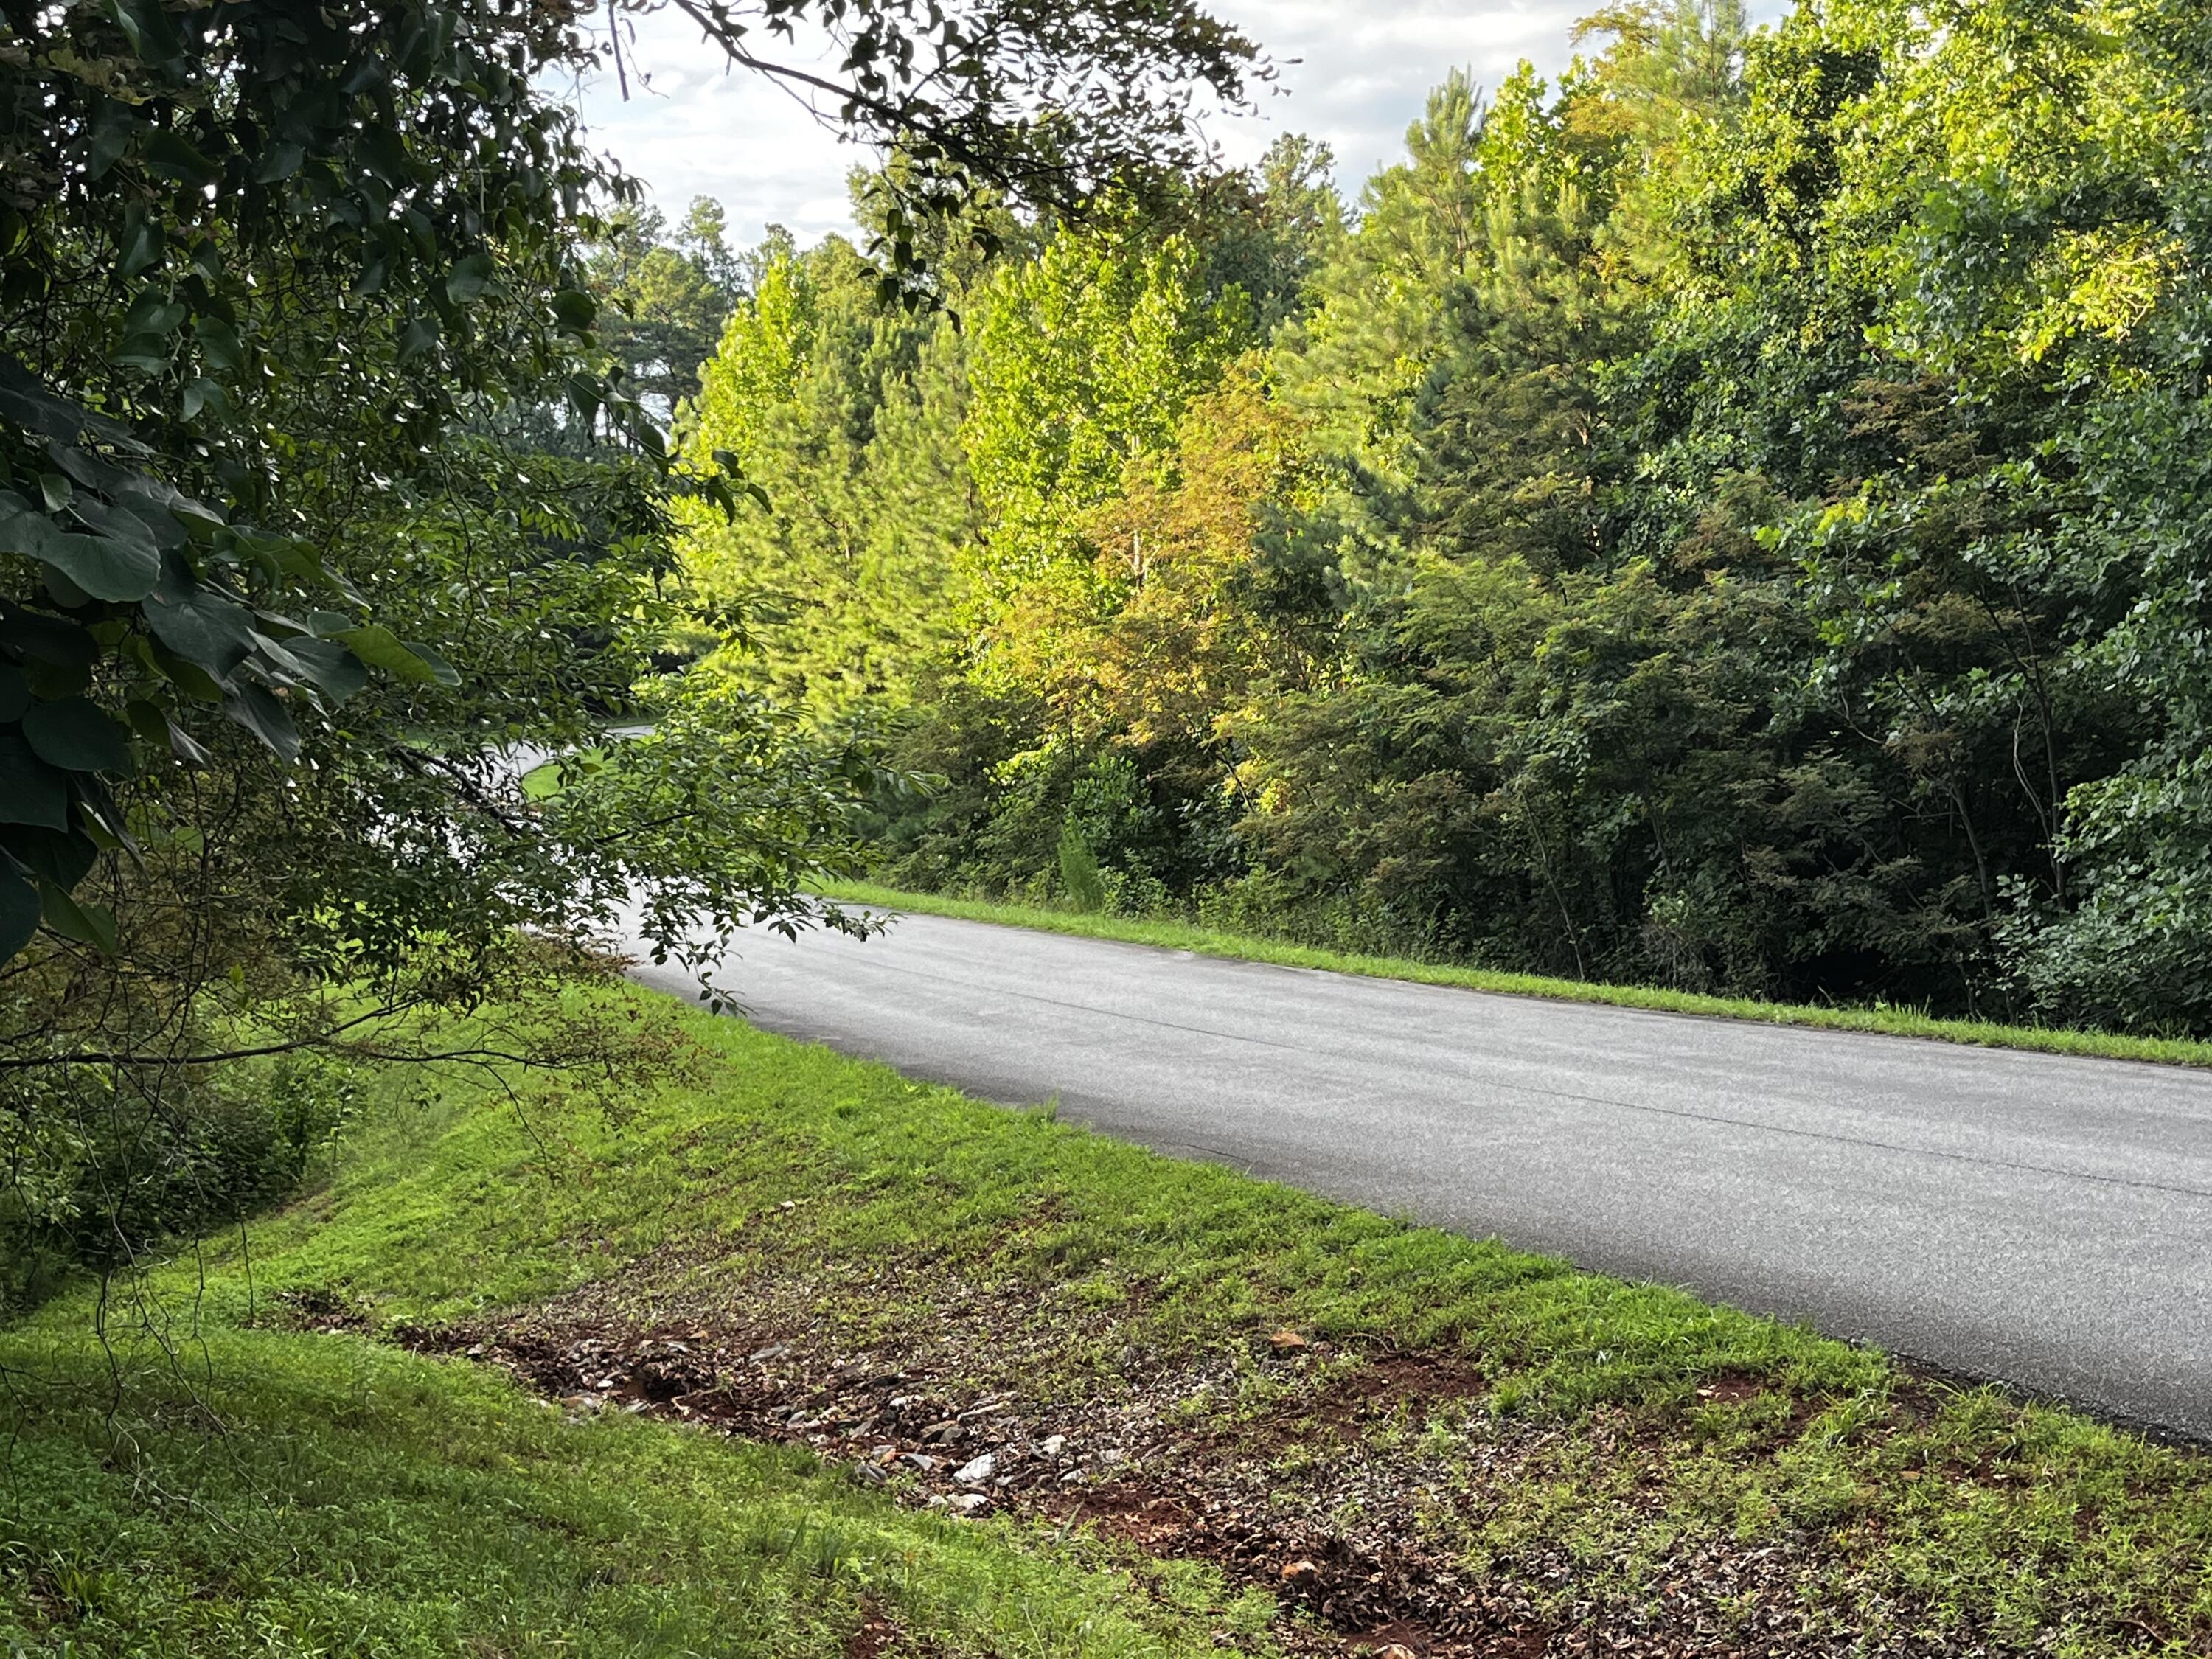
<box><xmin>953</xmin><ymin>1452</ymin><xmax>998</xmax><ymax>1486</ymax></box>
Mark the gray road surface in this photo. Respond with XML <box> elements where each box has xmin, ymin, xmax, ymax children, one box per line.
<box><xmin>630</xmin><ymin>911</ymin><xmax>2212</xmax><ymax>1436</ymax></box>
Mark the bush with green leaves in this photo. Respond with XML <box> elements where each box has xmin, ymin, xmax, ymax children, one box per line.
<box><xmin>0</xmin><ymin>0</ymin><xmax>1263</xmax><ymax>1289</ymax></box>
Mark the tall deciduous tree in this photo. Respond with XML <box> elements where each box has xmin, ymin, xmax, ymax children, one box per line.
<box><xmin>0</xmin><ymin>0</ymin><xmax>1264</xmax><ymax>1281</ymax></box>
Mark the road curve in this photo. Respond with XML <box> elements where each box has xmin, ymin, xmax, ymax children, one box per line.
<box><xmin>630</xmin><ymin>910</ymin><xmax>2212</xmax><ymax>1437</ymax></box>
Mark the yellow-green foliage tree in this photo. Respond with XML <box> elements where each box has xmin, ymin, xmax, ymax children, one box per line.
<box><xmin>1001</xmin><ymin>361</ymin><xmax>1331</xmax><ymax>753</ymax></box>
<box><xmin>678</xmin><ymin>237</ymin><xmax>980</xmax><ymax>714</ymax></box>
<box><xmin>959</xmin><ymin>224</ymin><xmax>1253</xmax><ymax>642</ymax></box>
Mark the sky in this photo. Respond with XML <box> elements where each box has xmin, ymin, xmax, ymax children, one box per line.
<box><xmin>568</xmin><ymin>1</ymin><xmax>1791</xmax><ymax>248</ymax></box>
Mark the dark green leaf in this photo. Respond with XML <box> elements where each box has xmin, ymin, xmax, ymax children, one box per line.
<box><xmin>118</xmin><ymin>212</ymin><xmax>164</xmax><ymax>279</ymax></box>
<box><xmin>67</xmin><ymin>772</ymin><xmax>135</xmax><ymax>857</ymax></box>
<box><xmin>145</xmin><ymin>563</ymin><xmax>256</xmax><ymax>676</ymax></box>
<box><xmin>400</xmin><ymin>640</ymin><xmax>461</xmax><ymax>687</ymax></box>
<box><xmin>335</xmin><ymin>624</ymin><xmax>453</xmax><ymax>684</ymax></box>
<box><xmin>86</xmin><ymin>100</ymin><xmax>139</xmax><ymax>181</ymax></box>
<box><xmin>552</xmin><ymin>288</ymin><xmax>597</xmax><ymax>330</ymax></box>
<box><xmin>24</xmin><ymin>698</ymin><xmax>136</xmax><ymax>775</ymax></box>
<box><xmin>129</xmin><ymin>698</ymin><xmax>210</xmax><ymax>765</ymax></box>
<box><xmin>40</xmin><ymin>882</ymin><xmax>116</xmax><ymax>954</ymax></box>
<box><xmin>0</xmin><ymin>498</ymin><xmax>161</xmax><ymax>602</ymax></box>
<box><xmin>120</xmin><ymin>292</ymin><xmax>187</xmax><ymax>339</ymax></box>
<box><xmin>446</xmin><ymin>251</ymin><xmax>496</xmax><ymax>304</ymax></box>
<box><xmin>223</xmin><ymin>683</ymin><xmax>299</xmax><ymax>762</ymax></box>
<box><xmin>253</xmin><ymin>142</ymin><xmax>307</xmax><ymax>184</ymax></box>
<box><xmin>147</xmin><ymin>638</ymin><xmax>225</xmax><ymax>702</ymax></box>
<box><xmin>0</xmin><ymin>866</ymin><xmax>38</xmax><ymax>961</ymax></box>
<box><xmin>0</xmin><ymin>824</ymin><xmax>98</xmax><ymax>889</ymax></box>
<box><xmin>0</xmin><ymin>735</ymin><xmax>69</xmax><ymax>830</ymax></box>
<box><xmin>195</xmin><ymin>316</ymin><xmax>244</xmax><ymax>373</ymax></box>
<box><xmin>0</xmin><ymin>609</ymin><xmax>95</xmax><ymax>668</ymax></box>
<box><xmin>397</xmin><ymin>314</ymin><xmax>441</xmax><ymax>360</ymax></box>
<box><xmin>113</xmin><ymin>337</ymin><xmax>172</xmax><ymax>374</ymax></box>
<box><xmin>0</xmin><ymin>361</ymin><xmax>87</xmax><ymax>442</ymax></box>
<box><xmin>43</xmin><ymin>564</ymin><xmax>91</xmax><ymax>610</ymax></box>
<box><xmin>285</xmin><ymin>637</ymin><xmax>369</xmax><ymax>702</ymax></box>
<box><xmin>103</xmin><ymin>0</ymin><xmax>182</xmax><ymax>62</ymax></box>
<box><xmin>142</xmin><ymin>130</ymin><xmax>221</xmax><ymax>188</ymax></box>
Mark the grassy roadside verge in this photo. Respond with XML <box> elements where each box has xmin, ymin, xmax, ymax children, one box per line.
<box><xmin>822</xmin><ymin>879</ymin><xmax>2212</xmax><ymax>1070</ymax></box>
<box><xmin>7</xmin><ymin>980</ymin><xmax>2210</xmax><ymax>1655</ymax></box>
<box><xmin>0</xmin><ymin>1004</ymin><xmax>1271</xmax><ymax>1659</ymax></box>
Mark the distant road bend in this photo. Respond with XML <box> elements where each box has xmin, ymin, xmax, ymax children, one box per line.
<box><xmin>629</xmin><ymin>910</ymin><xmax>2212</xmax><ymax>1439</ymax></box>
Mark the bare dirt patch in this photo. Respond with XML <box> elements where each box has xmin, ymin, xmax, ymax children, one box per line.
<box><xmin>844</xmin><ymin>1601</ymin><xmax>909</xmax><ymax>1659</ymax></box>
<box><xmin>373</xmin><ymin>1244</ymin><xmax>2076</xmax><ymax>1658</ymax></box>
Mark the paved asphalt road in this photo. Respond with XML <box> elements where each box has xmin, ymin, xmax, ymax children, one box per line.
<box><xmin>631</xmin><ymin>910</ymin><xmax>2212</xmax><ymax>1437</ymax></box>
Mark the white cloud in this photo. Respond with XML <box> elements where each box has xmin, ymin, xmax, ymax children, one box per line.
<box><xmin>571</xmin><ymin>1</ymin><xmax>1795</xmax><ymax>246</ymax></box>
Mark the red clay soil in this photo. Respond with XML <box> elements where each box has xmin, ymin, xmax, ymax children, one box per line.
<box><xmin>335</xmin><ymin>1256</ymin><xmax>2018</xmax><ymax>1659</ymax></box>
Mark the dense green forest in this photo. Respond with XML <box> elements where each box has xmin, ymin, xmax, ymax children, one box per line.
<box><xmin>675</xmin><ymin>0</ymin><xmax>2212</xmax><ymax>1034</ymax></box>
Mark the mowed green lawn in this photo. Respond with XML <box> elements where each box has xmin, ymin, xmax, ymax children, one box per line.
<box><xmin>3</xmin><ymin>979</ymin><xmax>2208</xmax><ymax>1656</ymax></box>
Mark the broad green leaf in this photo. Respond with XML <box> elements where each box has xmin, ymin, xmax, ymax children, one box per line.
<box><xmin>0</xmin><ymin>735</ymin><xmax>69</xmax><ymax>830</ymax></box>
<box><xmin>86</xmin><ymin>100</ymin><xmax>138</xmax><ymax>181</ymax></box>
<box><xmin>222</xmin><ymin>683</ymin><xmax>299</xmax><ymax>762</ymax></box>
<box><xmin>67</xmin><ymin>771</ymin><xmax>133</xmax><ymax>856</ymax></box>
<box><xmin>335</xmin><ymin>624</ymin><xmax>454</xmax><ymax>685</ymax></box>
<box><xmin>39</xmin><ymin>882</ymin><xmax>116</xmax><ymax>954</ymax></box>
<box><xmin>397</xmin><ymin>314</ymin><xmax>441</xmax><ymax>360</ymax></box>
<box><xmin>0</xmin><ymin>610</ymin><xmax>95</xmax><ymax>668</ymax></box>
<box><xmin>552</xmin><ymin>288</ymin><xmax>597</xmax><ymax>330</ymax></box>
<box><xmin>181</xmin><ymin>377</ymin><xmax>225</xmax><ymax>420</ymax></box>
<box><xmin>25</xmin><ymin>524</ymin><xmax>156</xmax><ymax>602</ymax></box>
<box><xmin>24</xmin><ymin>698</ymin><xmax>135</xmax><ymax>775</ymax></box>
<box><xmin>252</xmin><ymin>142</ymin><xmax>306</xmax><ymax>184</ymax></box>
<box><xmin>118</xmin><ymin>213</ymin><xmax>164</xmax><ymax>279</ymax></box>
<box><xmin>42</xmin><ymin>563</ymin><xmax>92</xmax><ymax>610</ymax></box>
<box><xmin>103</xmin><ymin>0</ymin><xmax>182</xmax><ymax>63</ymax></box>
<box><xmin>120</xmin><ymin>292</ymin><xmax>187</xmax><ymax>338</ymax></box>
<box><xmin>142</xmin><ymin>130</ymin><xmax>220</xmax><ymax>187</ymax></box>
<box><xmin>145</xmin><ymin>568</ymin><xmax>257</xmax><ymax>675</ymax></box>
<box><xmin>147</xmin><ymin>638</ymin><xmax>226</xmax><ymax>703</ymax></box>
<box><xmin>0</xmin><ymin>494</ymin><xmax>160</xmax><ymax>602</ymax></box>
<box><xmin>112</xmin><ymin>336</ymin><xmax>172</xmax><ymax>374</ymax></box>
<box><xmin>0</xmin><ymin>867</ymin><xmax>35</xmax><ymax>961</ymax></box>
<box><xmin>128</xmin><ymin>698</ymin><xmax>210</xmax><ymax>765</ymax></box>
<box><xmin>400</xmin><ymin>640</ymin><xmax>461</xmax><ymax>687</ymax></box>
<box><xmin>285</xmin><ymin>638</ymin><xmax>370</xmax><ymax>702</ymax></box>
<box><xmin>445</xmin><ymin>251</ymin><xmax>496</xmax><ymax>304</ymax></box>
<box><xmin>0</xmin><ymin>824</ymin><xmax>98</xmax><ymax>890</ymax></box>
<box><xmin>0</xmin><ymin>363</ymin><xmax>86</xmax><ymax>442</ymax></box>
<box><xmin>68</xmin><ymin>495</ymin><xmax>160</xmax><ymax>554</ymax></box>
<box><xmin>195</xmin><ymin>316</ymin><xmax>244</xmax><ymax>373</ymax></box>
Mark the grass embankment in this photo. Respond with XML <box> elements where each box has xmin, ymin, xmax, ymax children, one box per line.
<box><xmin>5</xmin><ymin>981</ymin><xmax>2210</xmax><ymax>1656</ymax></box>
<box><xmin>824</xmin><ymin>879</ymin><xmax>2212</xmax><ymax>1069</ymax></box>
